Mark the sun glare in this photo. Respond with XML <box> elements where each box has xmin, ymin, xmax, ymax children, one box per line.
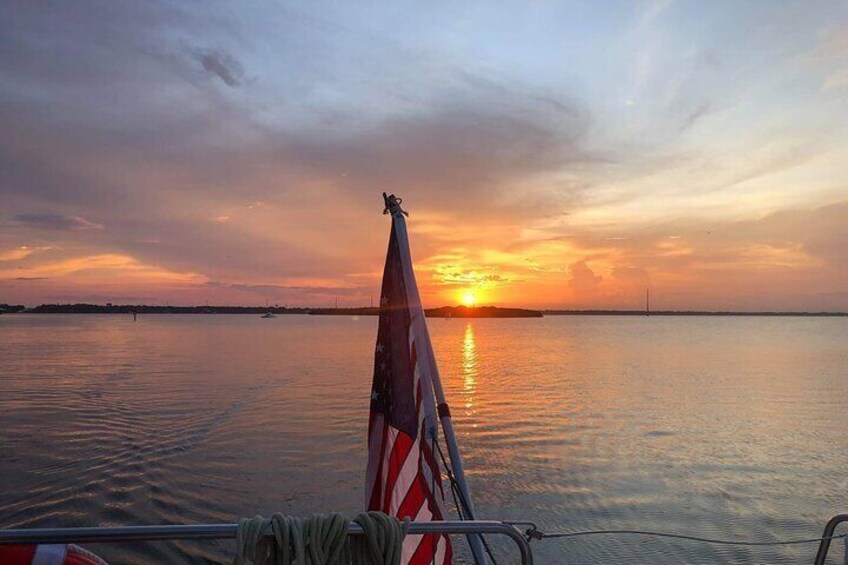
<box><xmin>461</xmin><ymin>291</ymin><xmax>477</xmax><ymax>307</ymax></box>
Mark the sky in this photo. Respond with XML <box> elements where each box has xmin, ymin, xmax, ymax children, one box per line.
<box><xmin>1</xmin><ymin>0</ymin><xmax>847</xmax><ymax>310</ymax></box>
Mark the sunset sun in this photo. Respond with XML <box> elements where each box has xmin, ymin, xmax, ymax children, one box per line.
<box><xmin>461</xmin><ymin>291</ymin><xmax>477</xmax><ymax>307</ymax></box>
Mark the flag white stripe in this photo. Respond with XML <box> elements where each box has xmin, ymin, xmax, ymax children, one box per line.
<box><xmin>434</xmin><ymin>534</ymin><xmax>447</xmax><ymax>565</ymax></box>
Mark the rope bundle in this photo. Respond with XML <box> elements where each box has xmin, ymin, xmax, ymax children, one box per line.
<box><xmin>233</xmin><ymin>512</ymin><xmax>406</xmax><ymax>565</ymax></box>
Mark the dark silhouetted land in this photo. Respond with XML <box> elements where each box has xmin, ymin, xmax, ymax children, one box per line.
<box><xmin>19</xmin><ymin>303</ymin><xmax>543</xmax><ymax>318</ymax></box>
<box><xmin>426</xmin><ymin>306</ymin><xmax>543</xmax><ymax>318</ymax></box>
<box><xmin>5</xmin><ymin>304</ymin><xmax>845</xmax><ymax>317</ymax></box>
<box><xmin>308</xmin><ymin>305</ymin><xmax>543</xmax><ymax>318</ymax></box>
<box><xmin>543</xmin><ymin>309</ymin><xmax>847</xmax><ymax>317</ymax></box>
<box><xmin>26</xmin><ymin>304</ymin><xmax>309</xmax><ymax>315</ymax></box>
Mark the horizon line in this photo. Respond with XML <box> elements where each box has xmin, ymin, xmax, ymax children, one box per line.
<box><xmin>3</xmin><ymin>303</ymin><xmax>847</xmax><ymax>317</ymax></box>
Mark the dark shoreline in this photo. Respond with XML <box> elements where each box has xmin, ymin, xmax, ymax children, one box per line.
<box><xmin>9</xmin><ymin>304</ymin><xmax>544</xmax><ymax>318</ymax></box>
<box><xmin>2</xmin><ymin>304</ymin><xmax>846</xmax><ymax>317</ymax></box>
<box><xmin>544</xmin><ymin>310</ymin><xmax>847</xmax><ymax>317</ymax></box>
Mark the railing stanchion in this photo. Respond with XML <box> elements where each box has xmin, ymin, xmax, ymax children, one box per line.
<box><xmin>814</xmin><ymin>514</ymin><xmax>848</xmax><ymax>565</ymax></box>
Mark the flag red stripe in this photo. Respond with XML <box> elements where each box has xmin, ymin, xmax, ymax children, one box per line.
<box><xmin>409</xmin><ymin>532</ymin><xmax>439</xmax><ymax>565</ymax></box>
<box><xmin>383</xmin><ymin>431</ymin><xmax>414</xmax><ymax>511</ymax></box>
<box><xmin>397</xmin><ymin>474</ymin><xmax>426</xmax><ymax>519</ymax></box>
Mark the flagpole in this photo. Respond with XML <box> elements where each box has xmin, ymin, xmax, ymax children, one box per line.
<box><xmin>383</xmin><ymin>193</ymin><xmax>489</xmax><ymax>565</ymax></box>
<box><xmin>425</xmin><ymin>342</ymin><xmax>488</xmax><ymax>565</ymax></box>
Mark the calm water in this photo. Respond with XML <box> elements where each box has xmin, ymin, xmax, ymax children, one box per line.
<box><xmin>0</xmin><ymin>314</ymin><xmax>846</xmax><ymax>564</ymax></box>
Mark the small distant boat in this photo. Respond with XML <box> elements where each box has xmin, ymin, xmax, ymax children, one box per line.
<box><xmin>261</xmin><ymin>311</ymin><xmax>276</xmax><ymax>319</ymax></box>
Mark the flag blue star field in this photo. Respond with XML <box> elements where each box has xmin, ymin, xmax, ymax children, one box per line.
<box><xmin>365</xmin><ymin>204</ymin><xmax>452</xmax><ymax>565</ymax></box>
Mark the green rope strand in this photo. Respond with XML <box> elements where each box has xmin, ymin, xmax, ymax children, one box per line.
<box><xmin>233</xmin><ymin>512</ymin><xmax>405</xmax><ymax>565</ymax></box>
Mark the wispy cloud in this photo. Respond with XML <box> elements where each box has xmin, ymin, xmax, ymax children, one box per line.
<box><xmin>189</xmin><ymin>47</ymin><xmax>245</xmax><ymax>87</ymax></box>
<box><xmin>0</xmin><ymin>253</ymin><xmax>205</xmax><ymax>283</ymax></box>
<box><xmin>0</xmin><ymin>245</ymin><xmax>48</xmax><ymax>261</ymax></box>
<box><xmin>679</xmin><ymin>102</ymin><xmax>712</xmax><ymax>132</ymax></box>
<box><xmin>822</xmin><ymin>68</ymin><xmax>848</xmax><ymax>92</ymax></box>
<box><xmin>568</xmin><ymin>260</ymin><xmax>603</xmax><ymax>296</ymax></box>
<box><xmin>12</xmin><ymin>214</ymin><xmax>104</xmax><ymax>231</ymax></box>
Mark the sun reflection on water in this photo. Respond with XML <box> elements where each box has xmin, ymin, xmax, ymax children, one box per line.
<box><xmin>461</xmin><ymin>322</ymin><xmax>477</xmax><ymax>413</ymax></box>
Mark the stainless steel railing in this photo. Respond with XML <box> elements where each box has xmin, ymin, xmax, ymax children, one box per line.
<box><xmin>814</xmin><ymin>513</ymin><xmax>848</xmax><ymax>565</ymax></box>
<box><xmin>0</xmin><ymin>520</ymin><xmax>533</xmax><ymax>565</ymax></box>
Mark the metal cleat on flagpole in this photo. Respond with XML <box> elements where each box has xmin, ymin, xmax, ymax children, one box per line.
<box><xmin>383</xmin><ymin>192</ymin><xmax>409</xmax><ymax>217</ymax></box>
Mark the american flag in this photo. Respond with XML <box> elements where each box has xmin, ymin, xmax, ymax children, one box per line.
<box><xmin>365</xmin><ymin>199</ymin><xmax>452</xmax><ymax>564</ymax></box>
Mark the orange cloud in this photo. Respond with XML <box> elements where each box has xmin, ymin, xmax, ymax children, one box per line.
<box><xmin>398</xmin><ymin>201</ymin><xmax>848</xmax><ymax>310</ymax></box>
<box><xmin>0</xmin><ymin>246</ymin><xmax>51</xmax><ymax>262</ymax></box>
<box><xmin>0</xmin><ymin>253</ymin><xmax>206</xmax><ymax>284</ymax></box>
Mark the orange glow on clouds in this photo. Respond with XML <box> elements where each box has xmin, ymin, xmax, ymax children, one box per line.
<box><xmin>3</xmin><ymin>200</ymin><xmax>846</xmax><ymax>311</ymax></box>
<box><xmin>0</xmin><ymin>254</ymin><xmax>205</xmax><ymax>283</ymax></box>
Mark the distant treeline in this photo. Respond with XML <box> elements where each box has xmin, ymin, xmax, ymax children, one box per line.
<box><xmin>26</xmin><ymin>304</ymin><xmax>310</xmax><ymax>314</ymax></box>
<box><xmin>10</xmin><ymin>304</ymin><xmax>844</xmax><ymax>317</ymax></box>
<box><xmin>19</xmin><ymin>303</ymin><xmax>545</xmax><ymax>318</ymax></box>
<box><xmin>543</xmin><ymin>309</ymin><xmax>848</xmax><ymax>317</ymax></box>
<box><xmin>310</xmin><ymin>305</ymin><xmax>543</xmax><ymax>318</ymax></box>
<box><xmin>426</xmin><ymin>306</ymin><xmax>543</xmax><ymax>318</ymax></box>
